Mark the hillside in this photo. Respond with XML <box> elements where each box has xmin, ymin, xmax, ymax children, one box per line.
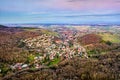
<box><xmin>98</xmin><ymin>33</ymin><xmax>120</xmax><ymax>43</ymax></box>
<box><xmin>3</xmin><ymin>52</ymin><xmax>120</xmax><ymax>80</ymax></box>
<box><xmin>77</xmin><ymin>33</ymin><xmax>120</xmax><ymax>58</ymax></box>
<box><xmin>0</xmin><ymin>25</ymin><xmax>120</xmax><ymax>80</ymax></box>
<box><xmin>78</xmin><ymin>34</ymin><xmax>102</xmax><ymax>45</ymax></box>
<box><xmin>0</xmin><ymin>25</ymin><xmax>8</xmax><ymax>28</ymax></box>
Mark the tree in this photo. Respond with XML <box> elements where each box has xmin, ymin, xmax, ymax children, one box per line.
<box><xmin>105</xmin><ymin>41</ymin><xmax>112</xmax><ymax>46</ymax></box>
<box><xmin>27</xmin><ymin>54</ymin><xmax>35</xmax><ymax>63</ymax></box>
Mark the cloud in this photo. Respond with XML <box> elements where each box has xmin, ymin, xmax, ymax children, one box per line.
<box><xmin>67</xmin><ymin>0</ymin><xmax>87</xmax><ymax>2</ymax></box>
<box><xmin>1</xmin><ymin>0</ymin><xmax>120</xmax><ymax>12</ymax></box>
<box><xmin>0</xmin><ymin>0</ymin><xmax>120</xmax><ymax>24</ymax></box>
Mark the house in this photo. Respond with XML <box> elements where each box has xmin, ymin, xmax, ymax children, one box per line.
<box><xmin>35</xmin><ymin>64</ymin><xmax>40</xmax><ymax>69</ymax></box>
<box><xmin>54</xmin><ymin>37</ymin><xmax>63</xmax><ymax>44</ymax></box>
<box><xmin>22</xmin><ymin>64</ymin><xmax>28</xmax><ymax>68</ymax></box>
<box><xmin>10</xmin><ymin>63</ymin><xmax>23</xmax><ymax>70</ymax></box>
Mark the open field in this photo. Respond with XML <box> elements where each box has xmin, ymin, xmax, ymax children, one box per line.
<box><xmin>98</xmin><ymin>33</ymin><xmax>120</xmax><ymax>43</ymax></box>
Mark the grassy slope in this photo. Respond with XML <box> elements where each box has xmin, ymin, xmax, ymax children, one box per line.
<box><xmin>98</xmin><ymin>33</ymin><xmax>120</xmax><ymax>43</ymax></box>
<box><xmin>41</xmin><ymin>29</ymin><xmax>59</xmax><ymax>37</ymax></box>
<box><xmin>22</xmin><ymin>27</ymin><xmax>59</xmax><ymax>37</ymax></box>
<box><xmin>22</xmin><ymin>27</ymin><xmax>40</xmax><ymax>32</ymax></box>
<box><xmin>48</xmin><ymin>57</ymin><xmax>61</xmax><ymax>67</ymax></box>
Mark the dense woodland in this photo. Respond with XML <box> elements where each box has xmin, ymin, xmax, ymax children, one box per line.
<box><xmin>2</xmin><ymin>52</ymin><xmax>120</xmax><ymax>80</ymax></box>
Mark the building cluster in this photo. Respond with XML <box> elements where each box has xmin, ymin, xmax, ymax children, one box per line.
<box><xmin>22</xmin><ymin>34</ymin><xmax>53</xmax><ymax>49</ymax></box>
<box><xmin>22</xmin><ymin>32</ymin><xmax>88</xmax><ymax>60</ymax></box>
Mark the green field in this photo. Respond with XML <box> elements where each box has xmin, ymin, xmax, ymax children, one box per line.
<box><xmin>22</xmin><ymin>27</ymin><xmax>59</xmax><ymax>37</ymax></box>
<box><xmin>41</xmin><ymin>29</ymin><xmax>59</xmax><ymax>37</ymax></box>
<box><xmin>98</xmin><ymin>33</ymin><xmax>120</xmax><ymax>43</ymax></box>
<box><xmin>47</xmin><ymin>57</ymin><xmax>60</xmax><ymax>67</ymax></box>
<box><xmin>22</xmin><ymin>27</ymin><xmax>40</xmax><ymax>32</ymax></box>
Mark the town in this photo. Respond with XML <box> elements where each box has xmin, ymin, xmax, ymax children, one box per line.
<box><xmin>11</xmin><ymin>28</ymin><xmax>88</xmax><ymax>70</ymax></box>
<box><xmin>2</xmin><ymin>24</ymin><xmax>119</xmax><ymax>71</ymax></box>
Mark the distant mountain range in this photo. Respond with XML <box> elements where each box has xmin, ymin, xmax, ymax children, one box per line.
<box><xmin>0</xmin><ymin>25</ymin><xmax>8</xmax><ymax>28</ymax></box>
<box><xmin>1</xmin><ymin>23</ymin><xmax>120</xmax><ymax>28</ymax></box>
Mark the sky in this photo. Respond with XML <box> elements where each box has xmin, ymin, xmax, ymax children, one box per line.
<box><xmin>0</xmin><ymin>0</ymin><xmax>120</xmax><ymax>24</ymax></box>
